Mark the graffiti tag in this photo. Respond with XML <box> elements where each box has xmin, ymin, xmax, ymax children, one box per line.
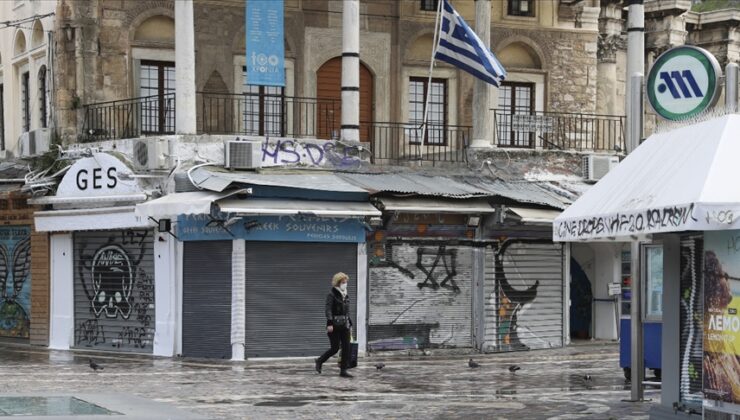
<box><xmin>261</xmin><ymin>138</ymin><xmax>364</xmax><ymax>168</ymax></box>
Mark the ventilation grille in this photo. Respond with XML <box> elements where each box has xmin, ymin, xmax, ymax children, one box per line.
<box><xmin>224</xmin><ymin>140</ymin><xmax>261</xmax><ymax>169</ymax></box>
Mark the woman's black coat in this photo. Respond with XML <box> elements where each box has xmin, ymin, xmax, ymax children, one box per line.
<box><xmin>325</xmin><ymin>288</ymin><xmax>352</xmax><ymax>328</ymax></box>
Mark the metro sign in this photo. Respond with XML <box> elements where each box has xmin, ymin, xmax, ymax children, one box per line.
<box><xmin>647</xmin><ymin>46</ymin><xmax>721</xmax><ymax>120</ymax></box>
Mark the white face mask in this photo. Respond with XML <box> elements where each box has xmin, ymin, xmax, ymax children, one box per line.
<box><xmin>339</xmin><ymin>283</ymin><xmax>348</xmax><ymax>293</ymax></box>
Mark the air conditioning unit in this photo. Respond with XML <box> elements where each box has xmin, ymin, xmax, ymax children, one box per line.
<box><xmin>132</xmin><ymin>138</ymin><xmax>170</xmax><ymax>170</ymax></box>
<box><xmin>19</xmin><ymin>128</ymin><xmax>51</xmax><ymax>157</ymax></box>
<box><xmin>224</xmin><ymin>140</ymin><xmax>262</xmax><ymax>170</ymax></box>
<box><xmin>582</xmin><ymin>154</ymin><xmax>619</xmax><ymax>182</ymax></box>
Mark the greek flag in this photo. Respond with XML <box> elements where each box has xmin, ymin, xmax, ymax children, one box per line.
<box><xmin>435</xmin><ymin>0</ymin><xmax>506</xmax><ymax>87</ymax></box>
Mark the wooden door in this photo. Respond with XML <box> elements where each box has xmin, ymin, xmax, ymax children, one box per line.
<box><xmin>316</xmin><ymin>57</ymin><xmax>373</xmax><ymax>141</ymax></box>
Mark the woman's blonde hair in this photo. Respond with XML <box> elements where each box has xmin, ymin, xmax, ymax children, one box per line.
<box><xmin>332</xmin><ymin>272</ymin><xmax>349</xmax><ymax>287</ymax></box>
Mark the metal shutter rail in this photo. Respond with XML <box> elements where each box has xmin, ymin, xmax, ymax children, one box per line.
<box><xmin>73</xmin><ymin>230</ymin><xmax>155</xmax><ymax>353</ymax></box>
<box><xmin>245</xmin><ymin>242</ymin><xmax>357</xmax><ymax>358</ymax></box>
<box><xmin>679</xmin><ymin>235</ymin><xmax>703</xmax><ymax>407</ymax></box>
<box><xmin>182</xmin><ymin>241</ymin><xmax>232</xmax><ymax>359</ymax></box>
<box><xmin>483</xmin><ymin>246</ymin><xmax>498</xmax><ymax>351</ymax></box>
<box><xmin>368</xmin><ymin>242</ymin><xmax>473</xmax><ymax>349</ymax></box>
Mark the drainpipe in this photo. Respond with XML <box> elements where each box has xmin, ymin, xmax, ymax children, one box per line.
<box><xmin>726</xmin><ymin>62</ymin><xmax>738</xmax><ymax>112</ymax></box>
<box><xmin>341</xmin><ymin>0</ymin><xmax>360</xmax><ymax>143</ymax></box>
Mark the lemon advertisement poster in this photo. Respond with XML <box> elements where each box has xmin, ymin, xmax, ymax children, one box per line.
<box><xmin>704</xmin><ymin>230</ymin><xmax>740</xmax><ymax>403</ymax></box>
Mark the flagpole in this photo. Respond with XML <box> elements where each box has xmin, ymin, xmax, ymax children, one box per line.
<box><xmin>419</xmin><ymin>0</ymin><xmax>444</xmax><ymax>159</ymax></box>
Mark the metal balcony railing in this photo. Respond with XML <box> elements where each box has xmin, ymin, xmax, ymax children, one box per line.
<box><xmin>81</xmin><ymin>93</ymin><xmax>175</xmax><ymax>142</ymax></box>
<box><xmin>198</xmin><ymin>92</ymin><xmax>342</xmax><ymax>139</ymax></box>
<box><xmin>366</xmin><ymin>122</ymin><xmax>470</xmax><ymax>165</ymax></box>
<box><xmin>494</xmin><ymin>109</ymin><xmax>626</xmax><ymax>152</ymax></box>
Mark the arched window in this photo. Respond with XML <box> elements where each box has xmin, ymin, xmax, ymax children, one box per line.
<box><xmin>14</xmin><ymin>30</ymin><xmax>27</xmax><ymax>56</ymax></box>
<box><xmin>38</xmin><ymin>65</ymin><xmax>47</xmax><ymax>128</ymax></box>
<box><xmin>133</xmin><ymin>15</ymin><xmax>175</xmax><ymax>134</ymax></box>
<box><xmin>31</xmin><ymin>20</ymin><xmax>44</xmax><ymax>49</ymax></box>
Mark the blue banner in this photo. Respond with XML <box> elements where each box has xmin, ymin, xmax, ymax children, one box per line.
<box><xmin>246</xmin><ymin>0</ymin><xmax>285</xmax><ymax>87</ymax></box>
<box><xmin>177</xmin><ymin>214</ymin><xmax>366</xmax><ymax>243</ymax></box>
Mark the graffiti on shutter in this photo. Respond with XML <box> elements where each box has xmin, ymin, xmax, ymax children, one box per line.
<box><xmin>490</xmin><ymin>239</ymin><xmax>564</xmax><ymax>352</ymax></box>
<box><xmin>0</xmin><ymin>227</ymin><xmax>31</xmax><ymax>338</ymax></box>
<box><xmin>74</xmin><ymin>230</ymin><xmax>155</xmax><ymax>352</ymax></box>
<box><xmin>368</xmin><ymin>241</ymin><xmax>473</xmax><ymax>350</ymax></box>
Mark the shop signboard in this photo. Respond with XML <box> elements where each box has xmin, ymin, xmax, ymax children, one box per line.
<box><xmin>647</xmin><ymin>46</ymin><xmax>721</xmax><ymax>121</ymax></box>
<box><xmin>56</xmin><ymin>153</ymin><xmax>141</xmax><ymax>198</ymax></box>
<box><xmin>703</xmin><ymin>230</ymin><xmax>740</xmax><ymax>404</ymax></box>
<box><xmin>177</xmin><ymin>214</ymin><xmax>365</xmax><ymax>243</ymax></box>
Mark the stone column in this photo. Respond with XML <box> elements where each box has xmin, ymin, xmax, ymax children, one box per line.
<box><xmin>341</xmin><ymin>0</ymin><xmax>360</xmax><ymax>142</ymax></box>
<box><xmin>471</xmin><ymin>0</ymin><xmax>493</xmax><ymax>148</ymax></box>
<box><xmin>175</xmin><ymin>0</ymin><xmax>197</xmax><ymax>135</ymax></box>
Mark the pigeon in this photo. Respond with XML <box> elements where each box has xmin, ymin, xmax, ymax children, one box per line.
<box><xmin>422</xmin><ymin>349</ymin><xmax>431</xmax><ymax>356</ymax></box>
<box><xmin>468</xmin><ymin>358</ymin><xmax>480</xmax><ymax>368</ymax></box>
<box><xmin>88</xmin><ymin>359</ymin><xmax>103</xmax><ymax>371</ymax></box>
<box><xmin>583</xmin><ymin>374</ymin><xmax>592</xmax><ymax>381</ymax></box>
<box><xmin>508</xmin><ymin>365</ymin><xmax>521</xmax><ymax>373</ymax></box>
<box><xmin>375</xmin><ymin>363</ymin><xmax>386</xmax><ymax>370</ymax></box>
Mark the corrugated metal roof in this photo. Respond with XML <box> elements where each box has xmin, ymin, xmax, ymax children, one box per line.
<box><xmin>190</xmin><ymin>167</ymin><xmax>368</xmax><ymax>193</ymax></box>
<box><xmin>337</xmin><ymin>173</ymin><xmax>489</xmax><ymax>198</ymax></box>
<box><xmin>338</xmin><ymin>173</ymin><xmax>566</xmax><ymax>209</ymax></box>
<box><xmin>461</xmin><ymin>177</ymin><xmax>567</xmax><ymax>209</ymax></box>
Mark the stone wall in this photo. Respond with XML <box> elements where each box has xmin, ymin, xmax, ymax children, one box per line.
<box><xmin>51</xmin><ymin>0</ymin><xmax>622</xmax><ymax>144</ymax></box>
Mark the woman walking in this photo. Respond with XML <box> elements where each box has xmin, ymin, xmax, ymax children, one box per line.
<box><xmin>315</xmin><ymin>272</ymin><xmax>354</xmax><ymax>378</ymax></box>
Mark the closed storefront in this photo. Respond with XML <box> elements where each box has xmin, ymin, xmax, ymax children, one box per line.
<box><xmin>182</xmin><ymin>241</ymin><xmax>232</xmax><ymax>359</ymax></box>
<box><xmin>369</xmin><ymin>240</ymin><xmax>474</xmax><ymax>350</ymax></box>
<box><xmin>244</xmin><ymin>241</ymin><xmax>357</xmax><ymax>358</ymax></box>
<box><xmin>73</xmin><ymin>230</ymin><xmax>155</xmax><ymax>353</ymax></box>
<box><xmin>484</xmin><ymin>239</ymin><xmax>564</xmax><ymax>352</ymax></box>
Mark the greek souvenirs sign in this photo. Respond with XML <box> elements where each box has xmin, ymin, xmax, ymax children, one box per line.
<box><xmin>177</xmin><ymin>214</ymin><xmax>365</xmax><ymax>243</ymax></box>
<box><xmin>647</xmin><ymin>46</ymin><xmax>721</xmax><ymax>120</ymax></box>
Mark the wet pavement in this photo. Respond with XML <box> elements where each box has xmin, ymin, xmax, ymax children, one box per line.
<box><xmin>0</xmin><ymin>341</ymin><xmax>659</xmax><ymax>419</ymax></box>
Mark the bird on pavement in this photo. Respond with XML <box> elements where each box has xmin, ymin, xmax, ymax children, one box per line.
<box><xmin>89</xmin><ymin>359</ymin><xmax>103</xmax><ymax>371</ymax></box>
<box><xmin>508</xmin><ymin>365</ymin><xmax>521</xmax><ymax>373</ymax></box>
<box><xmin>468</xmin><ymin>359</ymin><xmax>480</xmax><ymax>368</ymax></box>
<box><xmin>375</xmin><ymin>363</ymin><xmax>386</xmax><ymax>370</ymax></box>
<box><xmin>583</xmin><ymin>374</ymin><xmax>592</xmax><ymax>381</ymax></box>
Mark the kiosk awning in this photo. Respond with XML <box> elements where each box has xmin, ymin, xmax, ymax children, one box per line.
<box><xmin>134</xmin><ymin>189</ymin><xmax>247</xmax><ymax>219</ymax></box>
<box><xmin>376</xmin><ymin>197</ymin><xmax>497</xmax><ymax>213</ymax></box>
<box><xmin>217</xmin><ymin>198</ymin><xmax>381</xmax><ymax>217</ymax></box>
<box><xmin>554</xmin><ymin>114</ymin><xmax>740</xmax><ymax>242</ymax></box>
<box><xmin>508</xmin><ymin>207</ymin><xmax>561</xmax><ymax>224</ymax></box>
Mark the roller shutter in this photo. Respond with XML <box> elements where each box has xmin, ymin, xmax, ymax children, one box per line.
<box><xmin>368</xmin><ymin>242</ymin><xmax>473</xmax><ymax>350</ymax></box>
<box><xmin>73</xmin><ymin>230</ymin><xmax>155</xmax><ymax>353</ymax></box>
<box><xmin>182</xmin><ymin>241</ymin><xmax>232</xmax><ymax>359</ymax></box>
<box><xmin>487</xmin><ymin>240</ymin><xmax>564</xmax><ymax>352</ymax></box>
<box><xmin>245</xmin><ymin>242</ymin><xmax>357</xmax><ymax>358</ymax></box>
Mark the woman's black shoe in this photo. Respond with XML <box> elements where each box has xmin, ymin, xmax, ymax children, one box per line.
<box><xmin>314</xmin><ymin>359</ymin><xmax>322</xmax><ymax>374</ymax></box>
<box><xmin>340</xmin><ymin>370</ymin><xmax>353</xmax><ymax>378</ymax></box>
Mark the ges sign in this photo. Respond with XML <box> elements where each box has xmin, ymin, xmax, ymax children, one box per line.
<box><xmin>57</xmin><ymin>153</ymin><xmax>142</xmax><ymax>198</ymax></box>
<box><xmin>647</xmin><ymin>46</ymin><xmax>721</xmax><ymax>120</ymax></box>
<box><xmin>76</xmin><ymin>167</ymin><xmax>117</xmax><ymax>190</ymax></box>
